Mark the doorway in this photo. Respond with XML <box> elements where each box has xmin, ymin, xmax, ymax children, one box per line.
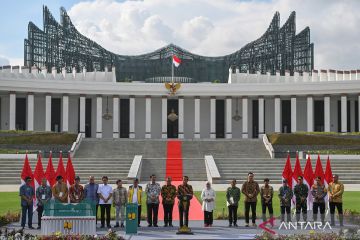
<box><xmin>167</xmin><ymin>99</ymin><xmax>178</xmax><ymax>138</ymax></box>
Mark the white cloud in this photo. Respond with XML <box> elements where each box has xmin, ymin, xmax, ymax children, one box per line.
<box><xmin>0</xmin><ymin>56</ymin><xmax>10</xmax><ymax>66</ymax></box>
<box><xmin>64</xmin><ymin>0</ymin><xmax>360</xmax><ymax>69</ymax></box>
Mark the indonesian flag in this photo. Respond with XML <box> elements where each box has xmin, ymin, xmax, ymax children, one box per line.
<box><xmin>21</xmin><ymin>153</ymin><xmax>34</xmax><ymax>187</ymax></box>
<box><xmin>172</xmin><ymin>55</ymin><xmax>181</xmax><ymax>67</ymax></box>
<box><xmin>303</xmin><ymin>155</ymin><xmax>314</xmax><ymax>211</ymax></box>
<box><xmin>45</xmin><ymin>151</ymin><xmax>56</xmax><ymax>187</ymax></box>
<box><xmin>314</xmin><ymin>154</ymin><xmax>325</xmax><ymax>184</ymax></box>
<box><xmin>292</xmin><ymin>152</ymin><xmax>303</xmax><ymax>206</ymax></box>
<box><xmin>66</xmin><ymin>152</ymin><xmax>75</xmax><ymax>188</ymax></box>
<box><xmin>33</xmin><ymin>152</ymin><xmax>45</xmax><ymax>210</ymax></box>
<box><xmin>282</xmin><ymin>154</ymin><xmax>293</xmax><ymax>189</ymax></box>
<box><xmin>324</xmin><ymin>156</ymin><xmax>333</xmax><ymax>211</ymax></box>
<box><xmin>55</xmin><ymin>151</ymin><xmax>66</xmax><ymax>182</ymax></box>
<box><xmin>324</xmin><ymin>156</ymin><xmax>333</xmax><ymax>186</ymax></box>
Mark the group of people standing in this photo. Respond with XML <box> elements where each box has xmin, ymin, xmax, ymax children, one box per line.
<box><xmin>19</xmin><ymin>172</ymin><xmax>344</xmax><ymax>230</ymax></box>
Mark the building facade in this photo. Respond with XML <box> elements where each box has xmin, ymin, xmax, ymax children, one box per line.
<box><xmin>24</xmin><ymin>6</ymin><xmax>313</xmax><ymax>83</ymax></box>
<box><xmin>0</xmin><ymin>66</ymin><xmax>359</xmax><ymax>139</ymax></box>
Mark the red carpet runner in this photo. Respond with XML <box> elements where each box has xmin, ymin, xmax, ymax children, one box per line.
<box><xmin>157</xmin><ymin>140</ymin><xmax>203</xmax><ymax>221</ymax></box>
<box><xmin>165</xmin><ymin>140</ymin><xmax>183</xmax><ymax>181</ymax></box>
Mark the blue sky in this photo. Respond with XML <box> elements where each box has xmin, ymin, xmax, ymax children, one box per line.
<box><xmin>0</xmin><ymin>0</ymin><xmax>359</xmax><ymax>69</ymax></box>
<box><xmin>0</xmin><ymin>1</ymin><xmax>81</xmax><ymax>64</ymax></box>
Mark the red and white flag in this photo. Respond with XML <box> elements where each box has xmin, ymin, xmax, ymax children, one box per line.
<box><xmin>45</xmin><ymin>151</ymin><xmax>56</xmax><ymax>187</ymax></box>
<box><xmin>55</xmin><ymin>151</ymin><xmax>66</xmax><ymax>182</ymax></box>
<box><xmin>292</xmin><ymin>152</ymin><xmax>303</xmax><ymax>206</ymax></box>
<box><xmin>314</xmin><ymin>154</ymin><xmax>325</xmax><ymax>184</ymax></box>
<box><xmin>282</xmin><ymin>154</ymin><xmax>293</xmax><ymax>189</ymax></box>
<box><xmin>172</xmin><ymin>55</ymin><xmax>181</xmax><ymax>67</ymax></box>
<box><xmin>324</xmin><ymin>156</ymin><xmax>333</xmax><ymax>187</ymax></box>
<box><xmin>33</xmin><ymin>152</ymin><xmax>45</xmax><ymax>210</ymax></box>
<box><xmin>21</xmin><ymin>153</ymin><xmax>34</xmax><ymax>187</ymax></box>
<box><xmin>303</xmin><ymin>155</ymin><xmax>314</xmax><ymax>210</ymax></box>
<box><xmin>66</xmin><ymin>152</ymin><xmax>75</xmax><ymax>188</ymax></box>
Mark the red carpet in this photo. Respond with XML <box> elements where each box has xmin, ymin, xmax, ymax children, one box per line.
<box><xmin>156</xmin><ymin>140</ymin><xmax>203</xmax><ymax>221</ymax></box>
<box><xmin>165</xmin><ymin>140</ymin><xmax>183</xmax><ymax>181</ymax></box>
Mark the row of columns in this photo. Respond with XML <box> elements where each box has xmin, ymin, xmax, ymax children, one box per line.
<box><xmin>7</xmin><ymin>93</ymin><xmax>360</xmax><ymax>137</ymax></box>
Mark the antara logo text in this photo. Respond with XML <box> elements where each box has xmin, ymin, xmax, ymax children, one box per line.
<box><xmin>259</xmin><ymin>218</ymin><xmax>332</xmax><ymax>235</ymax></box>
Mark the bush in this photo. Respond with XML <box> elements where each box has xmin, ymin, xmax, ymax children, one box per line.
<box><xmin>0</xmin><ymin>211</ymin><xmax>20</xmax><ymax>227</ymax></box>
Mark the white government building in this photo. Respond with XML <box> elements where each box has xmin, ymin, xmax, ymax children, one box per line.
<box><xmin>0</xmin><ymin>66</ymin><xmax>359</xmax><ymax>139</ymax></box>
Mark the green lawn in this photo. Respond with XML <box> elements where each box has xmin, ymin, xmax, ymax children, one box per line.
<box><xmin>2</xmin><ymin>191</ymin><xmax>360</xmax><ymax>219</ymax></box>
<box><xmin>267</xmin><ymin>133</ymin><xmax>360</xmax><ymax>146</ymax></box>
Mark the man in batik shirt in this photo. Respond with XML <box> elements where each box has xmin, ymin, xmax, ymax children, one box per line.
<box><xmin>241</xmin><ymin>172</ymin><xmax>260</xmax><ymax>227</ymax></box>
<box><xmin>69</xmin><ymin>176</ymin><xmax>84</xmax><ymax>203</ymax></box>
<box><xmin>177</xmin><ymin>176</ymin><xmax>193</xmax><ymax>228</ymax></box>
<box><xmin>145</xmin><ymin>174</ymin><xmax>161</xmax><ymax>227</ymax></box>
<box><xmin>161</xmin><ymin>177</ymin><xmax>176</xmax><ymax>227</ymax></box>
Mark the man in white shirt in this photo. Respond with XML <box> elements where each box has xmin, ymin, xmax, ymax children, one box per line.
<box><xmin>97</xmin><ymin>176</ymin><xmax>113</xmax><ymax>228</ymax></box>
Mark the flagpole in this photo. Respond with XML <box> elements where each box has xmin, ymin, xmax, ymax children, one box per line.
<box><xmin>171</xmin><ymin>56</ymin><xmax>174</xmax><ymax>83</ymax></box>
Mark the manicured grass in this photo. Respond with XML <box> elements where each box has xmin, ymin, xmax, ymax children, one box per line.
<box><xmin>0</xmin><ymin>149</ymin><xmax>29</xmax><ymax>154</ymax></box>
<box><xmin>193</xmin><ymin>191</ymin><xmax>360</xmax><ymax>219</ymax></box>
<box><xmin>308</xmin><ymin>149</ymin><xmax>360</xmax><ymax>155</ymax></box>
<box><xmin>2</xmin><ymin>191</ymin><xmax>360</xmax><ymax>219</ymax></box>
<box><xmin>0</xmin><ymin>132</ymin><xmax>77</xmax><ymax>145</ymax></box>
<box><xmin>268</xmin><ymin>133</ymin><xmax>360</xmax><ymax>146</ymax></box>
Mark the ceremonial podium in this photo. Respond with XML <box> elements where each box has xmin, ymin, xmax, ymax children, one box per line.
<box><xmin>41</xmin><ymin>200</ymin><xmax>96</xmax><ymax>235</ymax></box>
<box><xmin>125</xmin><ymin>203</ymin><xmax>138</xmax><ymax>234</ymax></box>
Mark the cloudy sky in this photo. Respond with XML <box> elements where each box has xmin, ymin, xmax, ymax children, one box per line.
<box><xmin>0</xmin><ymin>0</ymin><xmax>359</xmax><ymax>70</ymax></box>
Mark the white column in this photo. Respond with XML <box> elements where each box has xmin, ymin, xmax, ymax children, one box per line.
<box><xmin>9</xmin><ymin>92</ymin><xmax>16</xmax><ymax>130</ymax></box>
<box><xmin>341</xmin><ymin>95</ymin><xmax>347</xmax><ymax>133</ymax></box>
<box><xmin>27</xmin><ymin>93</ymin><xmax>34</xmax><ymax>131</ymax></box>
<box><xmin>291</xmin><ymin>97</ymin><xmax>297</xmax><ymax>133</ymax></box>
<box><xmin>45</xmin><ymin>95</ymin><xmax>51</xmax><ymax>131</ymax></box>
<box><xmin>274</xmin><ymin>97</ymin><xmax>281</xmax><ymax>133</ymax></box>
<box><xmin>113</xmin><ymin>96</ymin><xmax>119</xmax><ymax>138</ymax></box>
<box><xmin>258</xmin><ymin>97</ymin><xmax>264</xmax><ymax>138</ymax></box>
<box><xmin>194</xmin><ymin>97</ymin><xmax>200</xmax><ymax>138</ymax></box>
<box><xmin>210</xmin><ymin>97</ymin><xmax>216</xmax><ymax>139</ymax></box>
<box><xmin>96</xmin><ymin>96</ymin><xmax>102</xmax><ymax>138</ymax></box>
<box><xmin>129</xmin><ymin>97</ymin><xmax>135</xmax><ymax>138</ymax></box>
<box><xmin>307</xmin><ymin>96</ymin><xmax>314</xmax><ymax>132</ymax></box>
<box><xmin>145</xmin><ymin>96</ymin><xmax>151</xmax><ymax>139</ymax></box>
<box><xmin>324</xmin><ymin>96</ymin><xmax>331</xmax><ymax>132</ymax></box>
<box><xmin>242</xmin><ymin>97</ymin><xmax>248</xmax><ymax>138</ymax></box>
<box><xmin>161</xmin><ymin>97</ymin><xmax>167</xmax><ymax>138</ymax></box>
<box><xmin>62</xmin><ymin>95</ymin><xmax>69</xmax><ymax>132</ymax></box>
<box><xmin>225</xmin><ymin>97</ymin><xmax>232</xmax><ymax>138</ymax></box>
<box><xmin>178</xmin><ymin>97</ymin><xmax>184</xmax><ymax>139</ymax></box>
<box><xmin>79</xmin><ymin>96</ymin><xmax>86</xmax><ymax>134</ymax></box>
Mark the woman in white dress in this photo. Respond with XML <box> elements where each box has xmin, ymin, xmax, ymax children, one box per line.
<box><xmin>201</xmin><ymin>181</ymin><xmax>216</xmax><ymax>227</ymax></box>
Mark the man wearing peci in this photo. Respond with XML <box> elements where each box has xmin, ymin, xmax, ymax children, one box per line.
<box><xmin>84</xmin><ymin>176</ymin><xmax>99</xmax><ymax>225</ymax></box>
<box><xmin>97</xmin><ymin>176</ymin><xmax>113</xmax><ymax>229</ymax></box>
<box><xmin>226</xmin><ymin>179</ymin><xmax>241</xmax><ymax>227</ymax></box>
<box><xmin>128</xmin><ymin>178</ymin><xmax>143</xmax><ymax>227</ymax></box>
<box><xmin>161</xmin><ymin>177</ymin><xmax>177</xmax><ymax>227</ymax></box>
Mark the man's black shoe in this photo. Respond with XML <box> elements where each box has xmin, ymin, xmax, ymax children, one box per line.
<box><xmin>228</xmin><ymin>223</ymin><xmax>232</xmax><ymax>227</ymax></box>
<box><xmin>29</xmin><ymin>226</ymin><xmax>34</xmax><ymax>229</ymax></box>
<box><xmin>154</xmin><ymin>224</ymin><xmax>158</xmax><ymax>227</ymax></box>
<box><xmin>169</xmin><ymin>224</ymin><xmax>174</xmax><ymax>227</ymax></box>
<box><xmin>234</xmin><ymin>223</ymin><xmax>238</xmax><ymax>227</ymax></box>
<box><xmin>114</xmin><ymin>224</ymin><xmax>120</xmax><ymax>228</ymax></box>
<box><xmin>120</xmin><ymin>223</ymin><xmax>125</xmax><ymax>228</ymax></box>
<box><xmin>148</xmin><ymin>224</ymin><xmax>152</xmax><ymax>227</ymax></box>
<box><xmin>164</xmin><ymin>224</ymin><xmax>168</xmax><ymax>227</ymax></box>
<box><xmin>100</xmin><ymin>225</ymin><xmax>105</xmax><ymax>228</ymax></box>
<box><xmin>107</xmin><ymin>225</ymin><xmax>112</xmax><ymax>229</ymax></box>
<box><xmin>37</xmin><ymin>226</ymin><xmax>41</xmax><ymax>229</ymax></box>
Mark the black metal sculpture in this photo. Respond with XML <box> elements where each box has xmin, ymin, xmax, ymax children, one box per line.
<box><xmin>24</xmin><ymin>6</ymin><xmax>314</xmax><ymax>82</ymax></box>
